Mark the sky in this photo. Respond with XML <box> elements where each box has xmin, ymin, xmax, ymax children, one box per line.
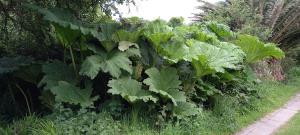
<box><xmin>117</xmin><ymin>0</ymin><xmax>223</xmax><ymax>23</ymax></box>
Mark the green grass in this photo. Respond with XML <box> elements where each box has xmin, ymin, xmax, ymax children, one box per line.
<box><xmin>0</xmin><ymin>115</ymin><xmax>56</xmax><ymax>135</ymax></box>
<box><xmin>275</xmin><ymin>112</ymin><xmax>300</xmax><ymax>135</ymax></box>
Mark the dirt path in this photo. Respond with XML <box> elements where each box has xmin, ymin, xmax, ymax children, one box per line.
<box><xmin>236</xmin><ymin>93</ymin><xmax>300</xmax><ymax>135</ymax></box>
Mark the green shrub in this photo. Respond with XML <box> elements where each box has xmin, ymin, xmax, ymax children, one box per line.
<box><xmin>0</xmin><ymin>4</ymin><xmax>287</xmax><ymax>128</ymax></box>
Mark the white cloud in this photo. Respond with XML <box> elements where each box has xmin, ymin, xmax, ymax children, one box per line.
<box><xmin>116</xmin><ymin>0</ymin><xmax>223</xmax><ymax>23</ymax></box>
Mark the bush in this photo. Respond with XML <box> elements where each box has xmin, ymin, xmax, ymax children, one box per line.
<box><xmin>0</xmin><ymin>4</ymin><xmax>287</xmax><ymax>134</ymax></box>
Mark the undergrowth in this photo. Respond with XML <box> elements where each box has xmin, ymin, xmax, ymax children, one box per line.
<box><xmin>2</xmin><ymin>74</ymin><xmax>300</xmax><ymax>135</ymax></box>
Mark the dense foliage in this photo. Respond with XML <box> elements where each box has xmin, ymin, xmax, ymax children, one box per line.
<box><xmin>193</xmin><ymin>0</ymin><xmax>300</xmax><ymax>81</ymax></box>
<box><xmin>0</xmin><ymin>3</ymin><xmax>289</xmax><ymax>135</ymax></box>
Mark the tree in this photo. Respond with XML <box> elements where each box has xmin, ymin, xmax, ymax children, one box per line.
<box><xmin>168</xmin><ymin>17</ymin><xmax>185</xmax><ymax>27</ymax></box>
<box><xmin>0</xmin><ymin>0</ymin><xmax>135</xmax><ymax>57</ymax></box>
<box><xmin>192</xmin><ymin>0</ymin><xmax>300</xmax><ymax>80</ymax></box>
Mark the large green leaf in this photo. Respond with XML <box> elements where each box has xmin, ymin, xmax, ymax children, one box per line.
<box><xmin>160</xmin><ymin>39</ymin><xmax>189</xmax><ymax>63</ymax></box>
<box><xmin>234</xmin><ymin>35</ymin><xmax>285</xmax><ymax>63</ymax></box>
<box><xmin>26</xmin><ymin>5</ymin><xmax>97</xmax><ymax>47</ymax></box>
<box><xmin>80</xmin><ymin>50</ymin><xmax>132</xmax><ymax>79</ymax></box>
<box><xmin>173</xmin><ymin>25</ymin><xmax>199</xmax><ymax>39</ymax></box>
<box><xmin>79</xmin><ymin>55</ymin><xmax>103</xmax><ymax>79</ymax></box>
<box><xmin>52</xmin><ymin>24</ymin><xmax>82</xmax><ymax>47</ymax></box>
<box><xmin>148</xmin><ymin>38</ymin><xmax>244</xmax><ymax>77</ymax></box>
<box><xmin>194</xmin><ymin>30</ymin><xmax>220</xmax><ymax>45</ymax></box>
<box><xmin>172</xmin><ymin>24</ymin><xmax>220</xmax><ymax>44</ymax></box>
<box><xmin>97</xmin><ymin>23</ymin><xmax>120</xmax><ymax>52</ymax></box>
<box><xmin>142</xmin><ymin>20</ymin><xmax>173</xmax><ymax>37</ymax></box>
<box><xmin>26</xmin><ymin>4</ymin><xmax>96</xmax><ymax>35</ymax></box>
<box><xmin>113</xmin><ymin>29</ymin><xmax>141</xmax><ymax>43</ymax></box>
<box><xmin>217</xmin><ymin>42</ymin><xmax>246</xmax><ymax>62</ymax></box>
<box><xmin>39</xmin><ymin>60</ymin><xmax>76</xmax><ymax>90</ymax></box>
<box><xmin>26</xmin><ymin>4</ymin><xmax>122</xmax><ymax>51</ymax></box>
<box><xmin>186</xmin><ymin>40</ymin><xmax>245</xmax><ymax>77</ymax></box>
<box><xmin>143</xmin><ymin>67</ymin><xmax>186</xmax><ymax>106</ymax></box>
<box><xmin>108</xmin><ymin>78</ymin><xmax>158</xmax><ymax>103</ymax></box>
<box><xmin>100</xmin><ymin>51</ymin><xmax>132</xmax><ymax>78</ymax></box>
<box><xmin>51</xmin><ymin>81</ymin><xmax>99</xmax><ymax>107</ymax></box>
<box><xmin>97</xmin><ymin>23</ymin><xmax>120</xmax><ymax>41</ymax></box>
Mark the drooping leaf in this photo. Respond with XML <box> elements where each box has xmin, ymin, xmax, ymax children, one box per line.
<box><xmin>173</xmin><ymin>102</ymin><xmax>199</xmax><ymax>118</ymax></box>
<box><xmin>108</xmin><ymin>78</ymin><xmax>158</xmax><ymax>103</ymax></box>
<box><xmin>51</xmin><ymin>81</ymin><xmax>99</xmax><ymax>107</ymax></box>
<box><xmin>143</xmin><ymin>67</ymin><xmax>186</xmax><ymax>106</ymax></box>
<box><xmin>39</xmin><ymin>60</ymin><xmax>76</xmax><ymax>90</ymax></box>
<box><xmin>234</xmin><ymin>35</ymin><xmax>285</xmax><ymax>63</ymax></box>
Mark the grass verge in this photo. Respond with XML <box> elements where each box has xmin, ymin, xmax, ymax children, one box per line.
<box><xmin>236</xmin><ymin>78</ymin><xmax>300</xmax><ymax>130</ymax></box>
<box><xmin>275</xmin><ymin>112</ymin><xmax>300</xmax><ymax>135</ymax></box>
